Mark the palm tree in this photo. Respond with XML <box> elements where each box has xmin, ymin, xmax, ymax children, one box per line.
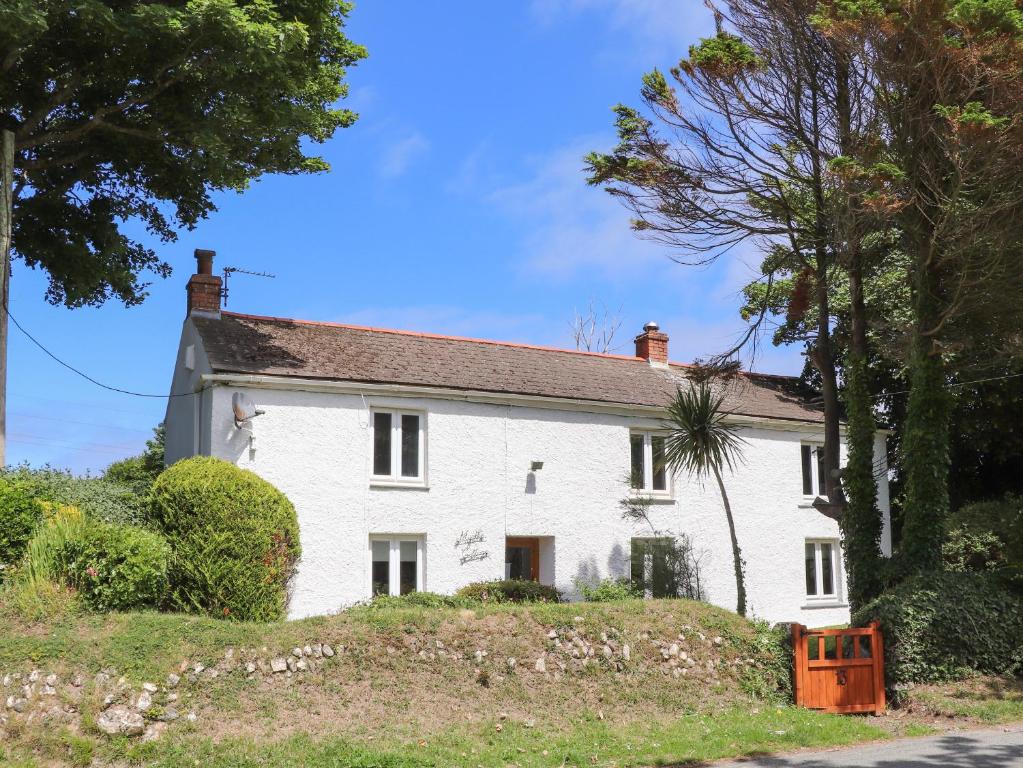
<box><xmin>664</xmin><ymin>382</ymin><xmax>748</xmax><ymax>616</ymax></box>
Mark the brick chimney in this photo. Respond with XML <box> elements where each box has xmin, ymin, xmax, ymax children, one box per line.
<box><xmin>635</xmin><ymin>321</ymin><xmax>669</xmax><ymax>366</ymax></box>
<box><xmin>186</xmin><ymin>248</ymin><xmax>222</xmax><ymax>317</ymax></box>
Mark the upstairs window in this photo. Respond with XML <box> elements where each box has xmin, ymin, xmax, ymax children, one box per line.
<box><xmin>630</xmin><ymin>432</ymin><xmax>668</xmax><ymax>495</ymax></box>
<box><xmin>372</xmin><ymin>410</ymin><xmax>425</xmax><ymax>484</ymax></box>
<box><xmin>801</xmin><ymin>444</ymin><xmax>827</xmax><ymax>497</ymax></box>
<box><xmin>805</xmin><ymin>539</ymin><xmax>838</xmax><ymax>601</ymax></box>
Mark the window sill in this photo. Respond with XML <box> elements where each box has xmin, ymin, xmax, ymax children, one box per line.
<box><xmin>369</xmin><ymin>480</ymin><xmax>430</xmax><ymax>491</ymax></box>
<box><xmin>628</xmin><ymin>492</ymin><xmax>675</xmax><ymax>504</ymax></box>
<box><xmin>801</xmin><ymin>601</ymin><xmax>848</xmax><ymax>610</ymax></box>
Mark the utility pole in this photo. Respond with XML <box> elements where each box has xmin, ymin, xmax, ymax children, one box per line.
<box><xmin>0</xmin><ymin>129</ymin><xmax>14</xmax><ymax>468</ymax></box>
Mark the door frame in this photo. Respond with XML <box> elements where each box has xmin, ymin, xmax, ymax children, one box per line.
<box><xmin>505</xmin><ymin>536</ymin><xmax>540</xmax><ymax>581</ymax></box>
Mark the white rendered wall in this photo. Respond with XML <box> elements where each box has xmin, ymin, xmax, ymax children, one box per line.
<box><xmin>163</xmin><ymin>319</ymin><xmax>213</xmax><ymax>465</ymax></box>
<box><xmin>203</xmin><ymin>384</ymin><xmax>891</xmax><ymax>626</ymax></box>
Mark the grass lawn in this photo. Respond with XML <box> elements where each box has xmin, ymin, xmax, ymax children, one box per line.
<box><xmin>906</xmin><ymin>676</ymin><xmax>1023</xmax><ymax>725</ymax></box>
<box><xmin>2</xmin><ymin>598</ymin><xmax>1015</xmax><ymax>767</ymax></box>
<box><xmin>3</xmin><ymin>705</ymin><xmax>888</xmax><ymax>768</ymax></box>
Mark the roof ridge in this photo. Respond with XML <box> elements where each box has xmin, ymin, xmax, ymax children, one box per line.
<box><xmin>220</xmin><ymin>310</ymin><xmax>650</xmax><ymax>364</ymax></box>
<box><xmin>216</xmin><ymin>311</ymin><xmax>800</xmax><ymax>383</ymax></box>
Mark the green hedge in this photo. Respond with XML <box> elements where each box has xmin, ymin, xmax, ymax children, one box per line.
<box><xmin>0</xmin><ymin>466</ymin><xmax>147</xmax><ymax>527</ymax></box>
<box><xmin>853</xmin><ymin>571</ymin><xmax>1023</xmax><ymax>686</ymax></box>
<box><xmin>149</xmin><ymin>457</ymin><xmax>301</xmax><ymax>622</ymax></box>
<box><xmin>0</xmin><ymin>480</ymin><xmax>44</xmax><ymax>579</ymax></box>
<box><xmin>456</xmin><ymin>580</ymin><xmax>561</xmax><ymax>604</ymax></box>
<box><xmin>56</xmin><ymin>520</ymin><xmax>170</xmax><ymax>611</ymax></box>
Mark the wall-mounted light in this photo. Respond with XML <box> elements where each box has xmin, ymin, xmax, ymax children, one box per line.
<box><xmin>530</xmin><ymin>461</ymin><xmax>544</xmax><ymax>472</ymax></box>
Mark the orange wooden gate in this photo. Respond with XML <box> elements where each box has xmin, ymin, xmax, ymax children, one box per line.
<box><xmin>791</xmin><ymin>622</ymin><xmax>886</xmax><ymax>714</ymax></box>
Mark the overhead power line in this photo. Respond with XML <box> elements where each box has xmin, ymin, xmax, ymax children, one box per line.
<box><xmin>4</xmin><ymin>304</ymin><xmax>205</xmax><ymax>399</ymax></box>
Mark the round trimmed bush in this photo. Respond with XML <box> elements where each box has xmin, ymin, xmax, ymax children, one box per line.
<box><xmin>455</xmin><ymin>579</ymin><xmax>561</xmax><ymax>604</ymax></box>
<box><xmin>853</xmin><ymin>571</ymin><xmax>1023</xmax><ymax>687</ymax></box>
<box><xmin>149</xmin><ymin>457</ymin><xmax>301</xmax><ymax>621</ymax></box>
<box><xmin>0</xmin><ymin>480</ymin><xmax>44</xmax><ymax>580</ymax></box>
<box><xmin>56</xmin><ymin>520</ymin><xmax>170</xmax><ymax>611</ymax></box>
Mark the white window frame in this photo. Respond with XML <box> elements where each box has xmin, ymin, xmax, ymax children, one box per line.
<box><xmin>368</xmin><ymin>535</ymin><xmax>425</xmax><ymax>597</ymax></box>
<box><xmin>370</xmin><ymin>409</ymin><xmax>427</xmax><ymax>486</ymax></box>
<box><xmin>801</xmin><ymin>443</ymin><xmax>826</xmax><ymax>498</ymax></box>
<box><xmin>630</xmin><ymin>431</ymin><xmax>671</xmax><ymax>498</ymax></box>
<box><xmin>804</xmin><ymin>538</ymin><xmax>840</xmax><ymax>603</ymax></box>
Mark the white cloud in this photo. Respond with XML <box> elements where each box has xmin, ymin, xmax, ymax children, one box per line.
<box><xmin>531</xmin><ymin>0</ymin><xmax>712</xmax><ymax>58</ymax></box>
<box><xmin>378</xmin><ymin>131</ymin><xmax>429</xmax><ymax>179</ymax></box>
<box><xmin>486</xmin><ymin>136</ymin><xmax>671</xmax><ymax>280</ymax></box>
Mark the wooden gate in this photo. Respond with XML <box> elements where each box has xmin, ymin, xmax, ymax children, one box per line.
<box><xmin>791</xmin><ymin>622</ymin><xmax>886</xmax><ymax>715</ymax></box>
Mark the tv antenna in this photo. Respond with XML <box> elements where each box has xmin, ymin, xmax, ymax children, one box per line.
<box><xmin>221</xmin><ymin>266</ymin><xmax>276</xmax><ymax>306</ymax></box>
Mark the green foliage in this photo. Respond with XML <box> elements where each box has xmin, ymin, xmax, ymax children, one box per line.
<box><xmin>949</xmin><ymin>0</ymin><xmax>1023</xmax><ymax>36</ymax></box>
<box><xmin>683</xmin><ymin>33</ymin><xmax>760</xmax><ymax>76</ymax></box>
<box><xmin>2</xmin><ymin>506</ymin><xmax>85</xmax><ymax>621</ymax></box>
<box><xmin>733</xmin><ymin>620</ymin><xmax>793</xmax><ymax>702</ymax></box>
<box><xmin>943</xmin><ymin>526</ymin><xmax>1005</xmax><ymax>572</ymax></box>
<box><xmin>943</xmin><ymin>494</ymin><xmax>1023</xmax><ymax>574</ymax></box>
<box><xmin>103</xmin><ymin>424</ymin><xmax>165</xmax><ymax>495</ymax></box>
<box><xmin>899</xmin><ymin>315</ymin><xmax>952</xmax><ymax>573</ymax></box>
<box><xmin>841</xmin><ymin>354</ymin><xmax>885</xmax><ymax>611</ymax></box>
<box><xmin>935</xmin><ymin>101</ymin><xmax>1008</xmax><ymax>128</ymax></box>
<box><xmin>575</xmin><ymin>577</ymin><xmax>641</xmax><ymax>602</ymax></box>
<box><xmin>853</xmin><ymin>571</ymin><xmax>1023</xmax><ymax>686</ymax></box>
<box><xmin>455</xmin><ymin>580</ymin><xmax>562</xmax><ymax>604</ymax></box>
<box><xmin>640</xmin><ymin>69</ymin><xmax>674</xmax><ymax>106</ymax></box>
<box><xmin>0</xmin><ymin>479</ymin><xmax>44</xmax><ymax>579</ymax></box>
<box><xmin>1</xmin><ymin>0</ymin><xmax>365</xmax><ymax>307</ymax></box>
<box><xmin>664</xmin><ymin>383</ymin><xmax>746</xmax><ymax>479</ymax></box>
<box><xmin>55</xmin><ymin>519</ymin><xmax>169</xmax><ymax>611</ymax></box>
<box><xmin>356</xmin><ymin>592</ymin><xmax>476</xmax><ymax>611</ymax></box>
<box><xmin>149</xmin><ymin>457</ymin><xmax>301</xmax><ymax>621</ymax></box>
<box><xmin>0</xmin><ymin>465</ymin><xmax>147</xmax><ymax>526</ymax></box>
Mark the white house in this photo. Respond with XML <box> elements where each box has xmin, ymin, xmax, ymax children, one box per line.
<box><xmin>165</xmin><ymin>250</ymin><xmax>891</xmax><ymax>624</ymax></box>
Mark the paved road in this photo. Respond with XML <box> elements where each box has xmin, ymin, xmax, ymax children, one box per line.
<box><xmin>713</xmin><ymin>726</ymin><xmax>1023</xmax><ymax>767</ymax></box>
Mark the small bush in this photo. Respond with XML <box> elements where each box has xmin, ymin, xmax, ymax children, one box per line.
<box><xmin>455</xmin><ymin>579</ymin><xmax>561</xmax><ymax>604</ymax></box>
<box><xmin>56</xmin><ymin>520</ymin><xmax>170</xmax><ymax>612</ymax></box>
<box><xmin>853</xmin><ymin>571</ymin><xmax>1023</xmax><ymax>687</ymax></box>
<box><xmin>575</xmin><ymin>576</ymin><xmax>640</xmax><ymax>602</ymax></box>
<box><xmin>358</xmin><ymin>592</ymin><xmax>476</xmax><ymax>611</ymax></box>
<box><xmin>0</xmin><ymin>480</ymin><xmax>44</xmax><ymax>579</ymax></box>
<box><xmin>945</xmin><ymin>494</ymin><xmax>1023</xmax><ymax>573</ymax></box>
<box><xmin>149</xmin><ymin>457</ymin><xmax>301</xmax><ymax>622</ymax></box>
<box><xmin>0</xmin><ymin>465</ymin><xmax>147</xmax><ymax>527</ymax></box>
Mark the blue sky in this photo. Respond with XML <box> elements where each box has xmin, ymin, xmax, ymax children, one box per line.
<box><xmin>7</xmin><ymin>0</ymin><xmax>804</xmax><ymax>474</ymax></box>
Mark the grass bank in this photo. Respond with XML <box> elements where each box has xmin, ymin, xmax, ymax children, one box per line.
<box><xmin>1</xmin><ymin>598</ymin><xmax>889</xmax><ymax>767</ymax></box>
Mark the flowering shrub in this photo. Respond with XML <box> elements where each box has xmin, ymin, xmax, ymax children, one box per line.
<box><xmin>55</xmin><ymin>519</ymin><xmax>170</xmax><ymax>612</ymax></box>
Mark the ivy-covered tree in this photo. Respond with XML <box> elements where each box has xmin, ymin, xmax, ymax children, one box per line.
<box><xmin>814</xmin><ymin>0</ymin><xmax>1023</xmax><ymax>573</ymax></box>
<box><xmin>0</xmin><ymin>0</ymin><xmax>366</xmax><ymax>462</ymax></box>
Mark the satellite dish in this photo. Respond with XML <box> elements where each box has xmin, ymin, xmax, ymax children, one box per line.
<box><xmin>232</xmin><ymin>392</ymin><xmax>265</xmax><ymax>428</ymax></box>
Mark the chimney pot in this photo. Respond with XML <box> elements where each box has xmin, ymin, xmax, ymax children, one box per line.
<box><xmin>195</xmin><ymin>248</ymin><xmax>215</xmax><ymax>275</ymax></box>
<box><xmin>186</xmin><ymin>248</ymin><xmax>222</xmax><ymax>317</ymax></box>
<box><xmin>635</xmin><ymin>321</ymin><xmax>669</xmax><ymax>366</ymax></box>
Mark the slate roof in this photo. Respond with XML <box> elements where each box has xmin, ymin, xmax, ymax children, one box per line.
<box><xmin>191</xmin><ymin>311</ymin><xmax>825</xmax><ymax>424</ymax></box>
